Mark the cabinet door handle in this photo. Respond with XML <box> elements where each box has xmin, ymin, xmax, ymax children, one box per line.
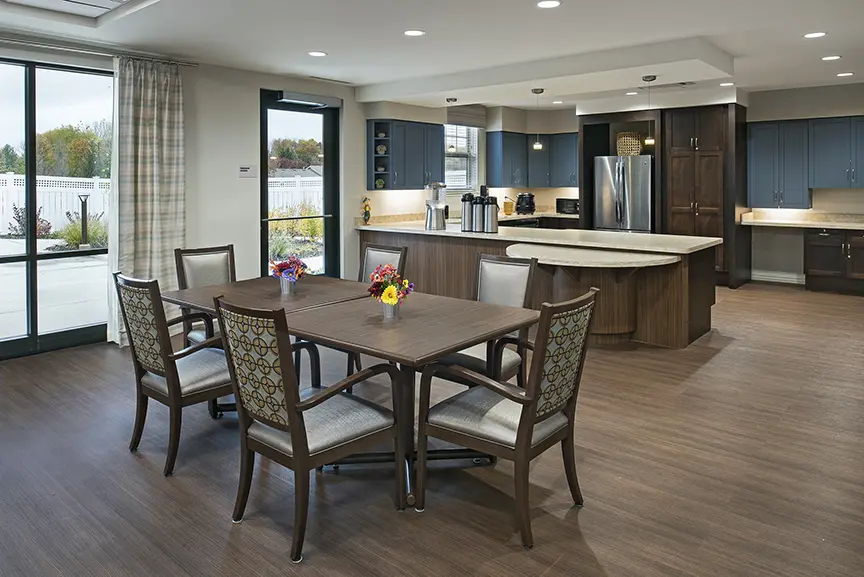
<box><xmin>818</xmin><ymin>232</ymin><xmax>830</xmax><ymax>236</ymax></box>
<box><xmin>695</xmin><ymin>137</ymin><xmax>699</xmax><ymax>150</ymax></box>
<box><xmin>853</xmin><ymin>169</ymin><xmax>857</xmax><ymax>182</ymax></box>
<box><xmin>394</xmin><ymin>171</ymin><xmax>398</xmax><ymax>184</ymax></box>
<box><xmin>690</xmin><ymin>202</ymin><xmax>694</xmax><ymax>211</ymax></box>
<box><xmin>773</xmin><ymin>191</ymin><xmax>778</xmax><ymax>204</ymax></box>
<box><xmin>848</xmin><ymin>244</ymin><xmax>852</xmax><ymax>259</ymax></box>
<box><xmin>695</xmin><ymin>202</ymin><xmax>699</xmax><ymax>215</ymax></box>
<box><xmin>779</xmin><ymin>191</ymin><xmax>784</xmax><ymax>205</ymax></box>
<box><xmin>690</xmin><ymin>137</ymin><xmax>694</xmax><ymax>148</ymax></box>
<box><xmin>847</xmin><ymin>167</ymin><xmax>851</xmax><ymax>182</ymax></box>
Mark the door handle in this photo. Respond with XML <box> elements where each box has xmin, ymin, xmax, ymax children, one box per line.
<box><xmin>690</xmin><ymin>201</ymin><xmax>694</xmax><ymax>212</ymax></box>
<box><xmin>848</xmin><ymin>244</ymin><xmax>852</xmax><ymax>260</ymax></box>
<box><xmin>818</xmin><ymin>231</ymin><xmax>830</xmax><ymax>237</ymax></box>
<box><xmin>394</xmin><ymin>171</ymin><xmax>398</xmax><ymax>184</ymax></box>
<box><xmin>773</xmin><ymin>191</ymin><xmax>778</xmax><ymax>204</ymax></box>
<box><xmin>847</xmin><ymin>167</ymin><xmax>851</xmax><ymax>182</ymax></box>
<box><xmin>854</xmin><ymin>169</ymin><xmax>857</xmax><ymax>182</ymax></box>
<box><xmin>695</xmin><ymin>202</ymin><xmax>699</xmax><ymax>215</ymax></box>
<box><xmin>695</xmin><ymin>137</ymin><xmax>699</xmax><ymax>150</ymax></box>
<box><xmin>690</xmin><ymin>137</ymin><xmax>694</xmax><ymax>148</ymax></box>
<box><xmin>779</xmin><ymin>191</ymin><xmax>784</xmax><ymax>205</ymax></box>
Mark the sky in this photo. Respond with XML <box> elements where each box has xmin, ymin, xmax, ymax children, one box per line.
<box><xmin>268</xmin><ymin>109</ymin><xmax>323</xmax><ymax>143</ymax></box>
<box><xmin>0</xmin><ymin>63</ymin><xmax>114</xmax><ymax>149</ymax></box>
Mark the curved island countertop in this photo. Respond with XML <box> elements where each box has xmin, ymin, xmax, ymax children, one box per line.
<box><xmin>506</xmin><ymin>244</ymin><xmax>681</xmax><ymax>268</ymax></box>
<box><xmin>356</xmin><ymin>222</ymin><xmax>722</xmax><ymax>255</ymax></box>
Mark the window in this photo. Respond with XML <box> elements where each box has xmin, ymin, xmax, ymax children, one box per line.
<box><xmin>444</xmin><ymin>124</ymin><xmax>479</xmax><ymax>192</ymax></box>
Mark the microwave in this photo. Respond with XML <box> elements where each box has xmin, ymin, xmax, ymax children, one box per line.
<box><xmin>556</xmin><ymin>198</ymin><xmax>579</xmax><ymax>215</ymax></box>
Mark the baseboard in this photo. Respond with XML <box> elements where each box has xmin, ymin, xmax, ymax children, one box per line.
<box><xmin>751</xmin><ymin>271</ymin><xmax>805</xmax><ymax>285</ymax></box>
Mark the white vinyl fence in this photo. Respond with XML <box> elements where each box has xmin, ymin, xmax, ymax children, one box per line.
<box><xmin>0</xmin><ymin>173</ymin><xmax>324</xmax><ymax>236</ymax></box>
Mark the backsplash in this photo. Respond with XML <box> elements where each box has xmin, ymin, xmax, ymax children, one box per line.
<box><xmin>813</xmin><ymin>189</ymin><xmax>864</xmax><ymax>214</ymax></box>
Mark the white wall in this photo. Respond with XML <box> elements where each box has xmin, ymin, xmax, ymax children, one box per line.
<box><xmin>364</xmin><ymin>101</ymin><xmax>446</xmax><ymax>124</ymax></box>
<box><xmin>526</xmin><ymin>109</ymin><xmax>580</xmax><ymax>134</ymax></box>
<box><xmin>183</xmin><ymin>64</ymin><xmax>364</xmax><ymax>280</ymax></box>
<box><xmin>748</xmin><ymin>83</ymin><xmax>864</xmax><ymax>122</ymax></box>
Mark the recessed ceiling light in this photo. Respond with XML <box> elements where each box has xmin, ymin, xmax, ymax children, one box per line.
<box><xmin>720</xmin><ymin>82</ymin><xmax>734</xmax><ymax>87</ymax></box>
<box><xmin>308</xmin><ymin>51</ymin><xmax>327</xmax><ymax>57</ymax></box>
<box><xmin>626</xmin><ymin>92</ymin><xmax>638</xmax><ymax>96</ymax></box>
<box><xmin>537</xmin><ymin>0</ymin><xmax>561</xmax><ymax>8</ymax></box>
<box><xmin>803</xmin><ymin>32</ymin><xmax>826</xmax><ymax>39</ymax></box>
<box><xmin>837</xmin><ymin>72</ymin><xmax>854</xmax><ymax>77</ymax></box>
<box><xmin>822</xmin><ymin>55</ymin><xmax>841</xmax><ymax>61</ymax></box>
<box><xmin>404</xmin><ymin>30</ymin><xmax>426</xmax><ymax>37</ymax></box>
<box><xmin>553</xmin><ymin>100</ymin><xmax>563</xmax><ymax>104</ymax></box>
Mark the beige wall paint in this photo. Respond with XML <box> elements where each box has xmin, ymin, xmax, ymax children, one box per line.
<box><xmin>748</xmin><ymin>83</ymin><xmax>864</xmax><ymax>122</ymax></box>
<box><xmin>183</xmin><ymin>64</ymin><xmax>365</xmax><ymax>280</ymax></box>
<box><xmin>526</xmin><ymin>109</ymin><xmax>580</xmax><ymax>133</ymax></box>
<box><xmin>812</xmin><ymin>189</ymin><xmax>864</xmax><ymax>214</ymax></box>
<box><xmin>363</xmin><ymin>101</ymin><xmax>446</xmax><ymax>124</ymax></box>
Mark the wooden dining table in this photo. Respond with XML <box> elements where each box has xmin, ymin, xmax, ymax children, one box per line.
<box><xmin>162</xmin><ymin>275</ymin><xmax>540</xmax><ymax>506</ymax></box>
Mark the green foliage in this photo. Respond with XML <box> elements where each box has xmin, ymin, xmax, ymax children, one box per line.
<box><xmin>268</xmin><ymin>138</ymin><xmax>323</xmax><ymax>170</ymax></box>
<box><xmin>268</xmin><ymin>201</ymin><xmax>323</xmax><ymax>261</ymax></box>
<box><xmin>55</xmin><ymin>211</ymin><xmax>108</xmax><ymax>248</ymax></box>
<box><xmin>0</xmin><ymin>120</ymin><xmax>111</xmax><ymax>178</ymax></box>
<box><xmin>0</xmin><ymin>144</ymin><xmax>24</xmax><ymax>173</ymax></box>
<box><xmin>7</xmin><ymin>203</ymin><xmax>52</xmax><ymax>238</ymax></box>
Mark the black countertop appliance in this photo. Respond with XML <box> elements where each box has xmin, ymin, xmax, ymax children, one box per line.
<box><xmin>515</xmin><ymin>192</ymin><xmax>536</xmax><ymax>215</ymax></box>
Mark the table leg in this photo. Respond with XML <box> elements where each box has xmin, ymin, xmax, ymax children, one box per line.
<box><xmin>396</xmin><ymin>365</ymin><xmax>416</xmax><ymax>507</ymax></box>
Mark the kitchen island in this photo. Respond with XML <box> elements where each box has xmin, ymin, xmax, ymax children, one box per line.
<box><xmin>357</xmin><ymin>222</ymin><xmax>722</xmax><ymax>349</ymax></box>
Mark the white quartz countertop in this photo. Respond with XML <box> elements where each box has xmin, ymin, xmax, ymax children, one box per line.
<box><xmin>506</xmin><ymin>244</ymin><xmax>680</xmax><ymax>268</ymax></box>
<box><xmin>499</xmin><ymin>212</ymin><xmax>580</xmax><ymax>221</ymax></box>
<box><xmin>741</xmin><ymin>212</ymin><xmax>864</xmax><ymax>230</ymax></box>
<box><xmin>357</xmin><ymin>222</ymin><xmax>722</xmax><ymax>255</ymax></box>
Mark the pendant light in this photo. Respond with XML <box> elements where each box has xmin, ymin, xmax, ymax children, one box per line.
<box><xmin>446</xmin><ymin>98</ymin><xmax>457</xmax><ymax>152</ymax></box>
<box><xmin>532</xmin><ymin>88</ymin><xmax>544</xmax><ymax>150</ymax></box>
<box><xmin>643</xmin><ymin>75</ymin><xmax>656</xmax><ymax>146</ymax></box>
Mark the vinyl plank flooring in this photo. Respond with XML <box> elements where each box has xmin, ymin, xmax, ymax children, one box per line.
<box><xmin>1</xmin><ymin>283</ymin><xmax>863</xmax><ymax>575</ymax></box>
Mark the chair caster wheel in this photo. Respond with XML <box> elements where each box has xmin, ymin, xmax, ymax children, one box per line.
<box><xmin>472</xmin><ymin>457</ymin><xmax>483</xmax><ymax>465</ymax></box>
<box><xmin>415</xmin><ymin>507</ymin><xmax>425</xmax><ymax>513</ymax></box>
<box><xmin>290</xmin><ymin>556</ymin><xmax>303</xmax><ymax>564</ymax></box>
<box><xmin>231</xmin><ymin>519</ymin><xmax>242</xmax><ymax>524</ymax></box>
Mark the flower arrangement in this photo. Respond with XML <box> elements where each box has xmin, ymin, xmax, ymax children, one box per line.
<box><xmin>361</xmin><ymin>196</ymin><xmax>372</xmax><ymax>225</ymax></box>
<box><xmin>270</xmin><ymin>256</ymin><xmax>308</xmax><ymax>282</ymax></box>
<box><xmin>368</xmin><ymin>264</ymin><xmax>414</xmax><ymax>306</ymax></box>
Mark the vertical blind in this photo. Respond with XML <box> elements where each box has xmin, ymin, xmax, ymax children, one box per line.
<box><xmin>444</xmin><ymin>124</ymin><xmax>479</xmax><ymax>192</ymax></box>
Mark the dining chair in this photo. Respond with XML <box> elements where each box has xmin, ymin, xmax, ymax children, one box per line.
<box><xmin>415</xmin><ymin>288</ymin><xmax>597</xmax><ymax>549</ymax></box>
<box><xmin>174</xmin><ymin>244</ymin><xmax>236</xmax><ymax>347</ymax></box>
<box><xmin>113</xmin><ymin>272</ymin><xmax>235</xmax><ymax>476</ymax></box>
<box><xmin>294</xmin><ymin>242</ymin><xmax>407</xmax><ymax>384</ymax></box>
<box><xmin>213</xmin><ymin>297</ymin><xmax>406</xmax><ymax>563</ymax></box>
<box><xmin>437</xmin><ymin>253</ymin><xmax>538</xmax><ymax>387</ymax></box>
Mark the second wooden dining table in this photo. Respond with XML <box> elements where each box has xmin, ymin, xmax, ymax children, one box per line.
<box><xmin>162</xmin><ymin>275</ymin><xmax>540</xmax><ymax>506</ymax></box>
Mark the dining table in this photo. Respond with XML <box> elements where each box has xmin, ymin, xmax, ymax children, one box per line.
<box><xmin>162</xmin><ymin>275</ymin><xmax>540</xmax><ymax>506</ymax></box>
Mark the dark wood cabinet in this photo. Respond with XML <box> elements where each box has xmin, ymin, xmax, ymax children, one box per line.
<box><xmin>846</xmin><ymin>232</ymin><xmax>864</xmax><ymax>280</ymax></box>
<box><xmin>668</xmin><ymin>152</ymin><xmax>696</xmax><ymax>235</ymax></box>
<box><xmin>694</xmin><ymin>151</ymin><xmax>724</xmax><ymax>269</ymax></box>
<box><xmin>804</xmin><ymin>229</ymin><xmax>864</xmax><ymax>293</ymax></box>
<box><xmin>667</xmin><ymin>109</ymin><xmax>697</xmax><ymax>153</ymax></box>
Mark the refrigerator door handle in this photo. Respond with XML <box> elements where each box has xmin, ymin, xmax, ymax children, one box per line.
<box><xmin>616</xmin><ymin>158</ymin><xmax>624</xmax><ymax>224</ymax></box>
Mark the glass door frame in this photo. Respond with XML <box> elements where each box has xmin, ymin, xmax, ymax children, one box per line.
<box><xmin>0</xmin><ymin>57</ymin><xmax>112</xmax><ymax>360</ymax></box>
<box><xmin>259</xmin><ymin>89</ymin><xmax>341</xmax><ymax>278</ymax></box>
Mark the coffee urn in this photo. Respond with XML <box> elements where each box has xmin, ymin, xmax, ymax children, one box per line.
<box><xmin>461</xmin><ymin>193</ymin><xmax>474</xmax><ymax>232</ymax></box>
<box><xmin>471</xmin><ymin>196</ymin><xmax>485</xmax><ymax>232</ymax></box>
<box><xmin>483</xmin><ymin>196</ymin><xmax>499</xmax><ymax>233</ymax></box>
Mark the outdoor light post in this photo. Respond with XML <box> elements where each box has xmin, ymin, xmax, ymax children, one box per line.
<box><xmin>78</xmin><ymin>193</ymin><xmax>91</xmax><ymax>249</ymax></box>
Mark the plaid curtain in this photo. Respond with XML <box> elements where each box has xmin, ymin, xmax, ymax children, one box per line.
<box><xmin>108</xmin><ymin>57</ymin><xmax>185</xmax><ymax>344</ymax></box>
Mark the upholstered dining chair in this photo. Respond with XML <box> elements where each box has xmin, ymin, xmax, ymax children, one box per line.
<box><xmin>437</xmin><ymin>253</ymin><xmax>538</xmax><ymax>387</ymax></box>
<box><xmin>174</xmin><ymin>244</ymin><xmax>236</xmax><ymax>346</ymax></box>
<box><xmin>213</xmin><ymin>297</ymin><xmax>406</xmax><ymax>563</ymax></box>
<box><xmin>415</xmin><ymin>288</ymin><xmax>597</xmax><ymax>549</ymax></box>
<box><xmin>294</xmin><ymin>242</ymin><xmax>407</xmax><ymax>384</ymax></box>
<box><xmin>113</xmin><ymin>273</ymin><xmax>235</xmax><ymax>476</ymax></box>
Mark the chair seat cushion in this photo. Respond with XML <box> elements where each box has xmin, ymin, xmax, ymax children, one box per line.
<box><xmin>187</xmin><ymin>328</ymin><xmax>221</xmax><ymax>345</ymax></box>
<box><xmin>438</xmin><ymin>343</ymin><xmax>522</xmax><ymax>376</ymax></box>
<box><xmin>428</xmin><ymin>386</ymin><xmax>568</xmax><ymax>448</ymax></box>
<box><xmin>247</xmin><ymin>392</ymin><xmax>394</xmax><ymax>456</ymax></box>
<box><xmin>141</xmin><ymin>348</ymin><xmax>232</xmax><ymax>398</ymax></box>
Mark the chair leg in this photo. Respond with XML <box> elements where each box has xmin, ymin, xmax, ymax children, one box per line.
<box><xmin>293</xmin><ymin>348</ymin><xmax>303</xmax><ymax>384</ymax></box>
<box><xmin>414</xmin><ymin>411</ymin><xmax>429</xmax><ymax>512</ymax></box>
<box><xmin>345</xmin><ymin>352</ymin><xmax>356</xmax><ymax>393</ymax></box>
<box><xmin>354</xmin><ymin>354</ymin><xmax>363</xmax><ymax>373</ymax></box>
<box><xmin>291</xmin><ymin>470</ymin><xmax>311</xmax><ymax>563</ymax></box>
<box><xmin>232</xmin><ymin>448</ymin><xmax>255</xmax><ymax>522</ymax></box>
<box><xmin>307</xmin><ymin>344</ymin><xmax>321</xmax><ymax>389</ymax></box>
<box><xmin>394</xmin><ymin>427</ymin><xmax>407</xmax><ymax>511</ymax></box>
<box><xmin>129</xmin><ymin>393</ymin><xmax>148</xmax><ymax>451</ymax></box>
<box><xmin>516</xmin><ymin>361</ymin><xmax>526</xmax><ymax>389</ymax></box>
<box><xmin>207</xmin><ymin>399</ymin><xmax>222</xmax><ymax>419</ymax></box>
<box><xmin>514</xmin><ymin>460</ymin><xmax>534</xmax><ymax>549</ymax></box>
<box><xmin>561</xmin><ymin>435</ymin><xmax>584</xmax><ymax>507</ymax></box>
<box><xmin>163</xmin><ymin>406</ymin><xmax>182</xmax><ymax>476</ymax></box>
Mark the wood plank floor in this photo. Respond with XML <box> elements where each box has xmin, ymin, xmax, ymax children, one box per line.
<box><xmin>1</xmin><ymin>283</ymin><xmax>863</xmax><ymax>576</ymax></box>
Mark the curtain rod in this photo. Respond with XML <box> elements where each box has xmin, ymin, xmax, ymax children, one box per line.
<box><xmin>0</xmin><ymin>36</ymin><xmax>198</xmax><ymax>67</ymax></box>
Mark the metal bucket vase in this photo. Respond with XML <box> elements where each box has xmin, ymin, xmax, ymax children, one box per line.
<box><xmin>280</xmin><ymin>277</ymin><xmax>297</xmax><ymax>295</ymax></box>
<box><xmin>382</xmin><ymin>302</ymin><xmax>400</xmax><ymax>319</ymax></box>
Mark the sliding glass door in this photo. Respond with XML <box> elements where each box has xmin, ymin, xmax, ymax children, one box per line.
<box><xmin>0</xmin><ymin>59</ymin><xmax>113</xmax><ymax>360</ymax></box>
<box><xmin>260</xmin><ymin>90</ymin><xmax>340</xmax><ymax>277</ymax></box>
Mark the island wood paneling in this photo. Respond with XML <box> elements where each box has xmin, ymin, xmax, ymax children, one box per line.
<box><xmin>359</xmin><ymin>229</ymin><xmax>717</xmax><ymax>349</ymax></box>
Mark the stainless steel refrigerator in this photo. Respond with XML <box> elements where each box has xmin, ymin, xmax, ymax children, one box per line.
<box><xmin>593</xmin><ymin>155</ymin><xmax>653</xmax><ymax>233</ymax></box>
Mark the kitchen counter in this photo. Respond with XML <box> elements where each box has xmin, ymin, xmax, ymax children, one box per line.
<box><xmin>499</xmin><ymin>212</ymin><xmax>580</xmax><ymax>221</ymax></box>
<box><xmin>506</xmin><ymin>244</ymin><xmax>680</xmax><ymax>268</ymax></box>
<box><xmin>741</xmin><ymin>211</ymin><xmax>864</xmax><ymax>230</ymax></box>
<box><xmin>357</xmin><ymin>222</ymin><xmax>721</xmax><ymax>255</ymax></box>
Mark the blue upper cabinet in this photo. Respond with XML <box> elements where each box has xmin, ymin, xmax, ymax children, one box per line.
<box><xmin>551</xmin><ymin>133</ymin><xmax>579</xmax><ymax>187</ymax></box>
<box><xmin>527</xmin><ymin>135</ymin><xmax>551</xmax><ymax>187</ymax></box>
<box><xmin>779</xmin><ymin>121</ymin><xmax>810</xmax><ymax>208</ymax></box>
<box><xmin>748</xmin><ymin>122</ymin><xmax>779</xmax><ymax>208</ymax></box>
<box><xmin>748</xmin><ymin>121</ymin><xmax>811</xmax><ymax>209</ymax></box>
<box><xmin>425</xmin><ymin>124</ymin><xmax>445</xmax><ymax>184</ymax></box>
<box><xmin>853</xmin><ymin>117</ymin><xmax>864</xmax><ymax>189</ymax></box>
<box><xmin>487</xmin><ymin>131</ymin><xmax>527</xmax><ymax>187</ymax></box>
<box><xmin>367</xmin><ymin>119</ymin><xmax>445</xmax><ymax>190</ymax></box>
<box><xmin>809</xmin><ymin>117</ymin><xmax>852</xmax><ymax>189</ymax></box>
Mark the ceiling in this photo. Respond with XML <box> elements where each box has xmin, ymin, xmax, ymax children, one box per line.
<box><xmin>0</xmin><ymin>0</ymin><xmax>862</xmax><ymax>110</ymax></box>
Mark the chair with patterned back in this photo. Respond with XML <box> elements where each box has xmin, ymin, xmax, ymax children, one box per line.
<box><xmin>294</xmin><ymin>242</ymin><xmax>407</xmax><ymax>386</ymax></box>
<box><xmin>213</xmin><ymin>297</ymin><xmax>406</xmax><ymax>563</ymax></box>
<box><xmin>415</xmin><ymin>288</ymin><xmax>598</xmax><ymax>548</ymax></box>
<box><xmin>437</xmin><ymin>254</ymin><xmax>538</xmax><ymax>386</ymax></box>
<box><xmin>113</xmin><ymin>273</ymin><xmax>235</xmax><ymax>476</ymax></box>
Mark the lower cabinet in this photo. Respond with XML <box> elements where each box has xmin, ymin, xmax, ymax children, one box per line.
<box><xmin>804</xmin><ymin>228</ymin><xmax>864</xmax><ymax>293</ymax></box>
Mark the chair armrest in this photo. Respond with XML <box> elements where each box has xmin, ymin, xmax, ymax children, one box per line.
<box><xmin>166</xmin><ymin>312</ymin><xmax>215</xmax><ymax>337</ymax></box>
<box><xmin>296</xmin><ymin>363</ymin><xmax>400</xmax><ymax>412</ymax></box>
<box><xmin>494</xmin><ymin>336</ymin><xmax>534</xmax><ymax>352</ymax></box>
<box><xmin>421</xmin><ymin>364</ymin><xmax>532</xmax><ymax>405</ymax></box>
<box><xmin>169</xmin><ymin>336</ymin><xmax>224</xmax><ymax>361</ymax></box>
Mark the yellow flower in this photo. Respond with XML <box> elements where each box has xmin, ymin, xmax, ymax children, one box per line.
<box><xmin>403</xmin><ymin>279</ymin><xmax>409</xmax><ymax>287</ymax></box>
<box><xmin>381</xmin><ymin>285</ymin><xmax>400</xmax><ymax>305</ymax></box>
